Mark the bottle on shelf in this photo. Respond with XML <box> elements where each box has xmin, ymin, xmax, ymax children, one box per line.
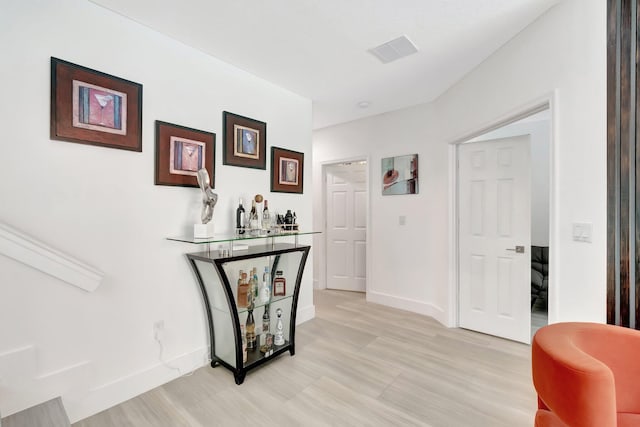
<box><xmin>273</xmin><ymin>270</ymin><xmax>286</xmax><ymax>296</ymax></box>
<box><xmin>237</xmin><ymin>270</ymin><xmax>249</xmax><ymax>308</ymax></box>
<box><xmin>236</xmin><ymin>198</ymin><xmax>246</xmax><ymax>235</ymax></box>
<box><xmin>246</xmin><ymin>298</ymin><xmax>256</xmax><ymax>349</ymax></box>
<box><xmin>250</xmin><ymin>268</ymin><xmax>259</xmax><ymax>301</ymax></box>
<box><xmin>262</xmin><ymin>200</ymin><xmax>270</xmax><ymax>230</ymax></box>
<box><xmin>284</xmin><ymin>210</ymin><xmax>293</xmax><ymax>231</ymax></box>
<box><xmin>262</xmin><ymin>304</ymin><xmax>270</xmax><ymax>335</ymax></box>
<box><xmin>260</xmin><ymin>304</ymin><xmax>273</xmax><ymax>355</ymax></box>
<box><xmin>250</xmin><ymin>200</ymin><xmax>259</xmax><ymax>230</ymax></box>
<box><xmin>260</xmin><ymin>266</ymin><xmax>271</xmax><ymax>303</ymax></box>
<box><xmin>240</xmin><ymin>324</ymin><xmax>247</xmax><ymax>364</ymax></box>
<box><xmin>274</xmin><ymin>308</ymin><xmax>285</xmax><ymax>346</ymax></box>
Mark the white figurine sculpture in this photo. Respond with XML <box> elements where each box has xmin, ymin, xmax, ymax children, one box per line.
<box><xmin>197</xmin><ymin>168</ymin><xmax>217</xmax><ymax>224</ymax></box>
<box><xmin>194</xmin><ymin>168</ymin><xmax>217</xmax><ymax>238</ymax></box>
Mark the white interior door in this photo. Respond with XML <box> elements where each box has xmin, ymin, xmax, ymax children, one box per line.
<box><xmin>458</xmin><ymin>135</ymin><xmax>531</xmax><ymax>343</ymax></box>
<box><xmin>326</xmin><ymin>162</ymin><xmax>367</xmax><ymax>292</ymax></box>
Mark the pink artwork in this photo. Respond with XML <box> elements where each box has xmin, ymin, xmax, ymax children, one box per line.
<box><xmin>169</xmin><ymin>136</ymin><xmax>206</xmax><ymax>176</ymax></box>
<box><xmin>72</xmin><ymin>80</ymin><xmax>127</xmax><ymax>135</ymax></box>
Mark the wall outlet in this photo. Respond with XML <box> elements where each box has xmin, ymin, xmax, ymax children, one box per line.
<box><xmin>153</xmin><ymin>320</ymin><xmax>165</xmax><ymax>341</ymax></box>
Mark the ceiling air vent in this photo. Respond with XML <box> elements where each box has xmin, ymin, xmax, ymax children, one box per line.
<box><xmin>368</xmin><ymin>35</ymin><xmax>418</xmax><ymax>64</ymax></box>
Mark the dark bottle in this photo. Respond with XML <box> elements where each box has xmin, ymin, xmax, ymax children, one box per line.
<box><xmin>262</xmin><ymin>304</ymin><xmax>270</xmax><ymax>335</ymax></box>
<box><xmin>246</xmin><ymin>302</ymin><xmax>256</xmax><ymax>349</ymax></box>
<box><xmin>236</xmin><ymin>198</ymin><xmax>245</xmax><ymax>235</ymax></box>
<box><xmin>284</xmin><ymin>210</ymin><xmax>293</xmax><ymax>230</ymax></box>
<box><xmin>260</xmin><ymin>304</ymin><xmax>273</xmax><ymax>354</ymax></box>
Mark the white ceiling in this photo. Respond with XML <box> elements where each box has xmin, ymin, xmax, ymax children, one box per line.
<box><xmin>90</xmin><ymin>0</ymin><xmax>559</xmax><ymax>129</ymax></box>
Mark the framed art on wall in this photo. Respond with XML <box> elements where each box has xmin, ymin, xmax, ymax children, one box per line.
<box><xmin>50</xmin><ymin>57</ymin><xmax>143</xmax><ymax>151</ymax></box>
<box><xmin>155</xmin><ymin>120</ymin><xmax>215</xmax><ymax>187</ymax></box>
<box><xmin>271</xmin><ymin>146</ymin><xmax>304</xmax><ymax>194</ymax></box>
<box><xmin>381</xmin><ymin>154</ymin><xmax>418</xmax><ymax>195</ymax></box>
<box><xmin>222</xmin><ymin>111</ymin><xmax>266</xmax><ymax>169</ymax></box>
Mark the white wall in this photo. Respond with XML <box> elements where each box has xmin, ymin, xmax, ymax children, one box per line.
<box><xmin>0</xmin><ymin>0</ymin><xmax>313</xmax><ymax>422</ymax></box>
<box><xmin>313</xmin><ymin>102</ymin><xmax>450</xmax><ymax>321</ymax></box>
<box><xmin>469</xmin><ymin>115</ymin><xmax>551</xmax><ymax>246</ymax></box>
<box><xmin>313</xmin><ymin>0</ymin><xmax>605</xmax><ymax>326</ymax></box>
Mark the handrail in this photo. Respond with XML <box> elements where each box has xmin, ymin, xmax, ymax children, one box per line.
<box><xmin>0</xmin><ymin>221</ymin><xmax>103</xmax><ymax>292</ymax></box>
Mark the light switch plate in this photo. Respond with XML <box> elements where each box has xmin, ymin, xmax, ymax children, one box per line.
<box><xmin>572</xmin><ymin>222</ymin><xmax>592</xmax><ymax>243</ymax></box>
<box><xmin>399</xmin><ymin>215</ymin><xmax>406</xmax><ymax>226</ymax></box>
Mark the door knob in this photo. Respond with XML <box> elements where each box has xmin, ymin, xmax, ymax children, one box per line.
<box><xmin>506</xmin><ymin>245</ymin><xmax>525</xmax><ymax>253</ymax></box>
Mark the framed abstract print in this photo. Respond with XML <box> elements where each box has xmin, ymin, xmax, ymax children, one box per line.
<box><xmin>50</xmin><ymin>57</ymin><xmax>143</xmax><ymax>151</ymax></box>
<box><xmin>155</xmin><ymin>120</ymin><xmax>215</xmax><ymax>188</ymax></box>
<box><xmin>222</xmin><ymin>111</ymin><xmax>266</xmax><ymax>169</ymax></box>
<box><xmin>271</xmin><ymin>146</ymin><xmax>304</xmax><ymax>194</ymax></box>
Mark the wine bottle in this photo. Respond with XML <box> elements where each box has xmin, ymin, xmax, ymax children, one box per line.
<box><xmin>260</xmin><ymin>305</ymin><xmax>273</xmax><ymax>354</ymax></box>
<box><xmin>284</xmin><ymin>210</ymin><xmax>293</xmax><ymax>230</ymax></box>
<box><xmin>246</xmin><ymin>302</ymin><xmax>256</xmax><ymax>349</ymax></box>
<box><xmin>236</xmin><ymin>198</ymin><xmax>245</xmax><ymax>235</ymax></box>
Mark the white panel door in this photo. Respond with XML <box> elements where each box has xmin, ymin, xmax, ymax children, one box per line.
<box><xmin>458</xmin><ymin>135</ymin><xmax>531</xmax><ymax>343</ymax></box>
<box><xmin>326</xmin><ymin>163</ymin><xmax>367</xmax><ymax>292</ymax></box>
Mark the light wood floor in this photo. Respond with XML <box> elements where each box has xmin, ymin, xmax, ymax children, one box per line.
<box><xmin>74</xmin><ymin>290</ymin><xmax>537</xmax><ymax>426</ymax></box>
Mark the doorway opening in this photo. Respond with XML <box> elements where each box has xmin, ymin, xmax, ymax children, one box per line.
<box><xmin>323</xmin><ymin>160</ymin><xmax>369</xmax><ymax>293</ymax></box>
<box><xmin>455</xmin><ymin>106</ymin><xmax>551</xmax><ymax>344</ymax></box>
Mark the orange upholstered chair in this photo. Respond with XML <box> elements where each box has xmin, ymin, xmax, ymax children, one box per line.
<box><xmin>532</xmin><ymin>322</ymin><xmax>640</xmax><ymax>427</ymax></box>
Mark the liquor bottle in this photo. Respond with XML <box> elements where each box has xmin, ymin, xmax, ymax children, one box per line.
<box><xmin>237</xmin><ymin>270</ymin><xmax>249</xmax><ymax>308</ymax></box>
<box><xmin>273</xmin><ymin>270</ymin><xmax>286</xmax><ymax>296</ymax></box>
<box><xmin>250</xmin><ymin>268</ymin><xmax>259</xmax><ymax>301</ymax></box>
<box><xmin>284</xmin><ymin>210</ymin><xmax>293</xmax><ymax>231</ymax></box>
<box><xmin>236</xmin><ymin>198</ymin><xmax>245</xmax><ymax>235</ymax></box>
<box><xmin>249</xmin><ymin>200</ymin><xmax>258</xmax><ymax>230</ymax></box>
<box><xmin>274</xmin><ymin>308</ymin><xmax>285</xmax><ymax>346</ymax></box>
<box><xmin>260</xmin><ymin>266</ymin><xmax>271</xmax><ymax>303</ymax></box>
<box><xmin>260</xmin><ymin>305</ymin><xmax>273</xmax><ymax>354</ymax></box>
<box><xmin>240</xmin><ymin>324</ymin><xmax>247</xmax><ymax>364</ymax></box>
<box><xmin>262</xmin><ymin>304</ymin><xmax>270</xmax><ymax>335</ymax></box>
<box><xmin>246</xmin><ymin>301</ymin><xmax>256</xmax><ymax>349</ymax></box>
<box><xmin>262</xmin><ymin>200</ymin><xmax>270</xmax><ymax>230</ymax></box>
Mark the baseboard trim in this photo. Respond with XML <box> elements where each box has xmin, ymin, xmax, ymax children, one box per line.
<box><xmin>56</xmin><ymin>305</ymin><xmax>316</xmax><ymax>423</ymax></box>
<box><xmin>69</xmin><ymin>346</ymin><xmax>208</xmax><ymax>423</ymax></box>
<box><xmin>0</xmin><ymin>346</ymin><xmax>92</xmax><ymax>420</ymax></box>
<box><xmin>313</xmin><ymin>278</ymin><xmax>328</xmax><ymax>290</ymax></box>
<box><xmin>367</xmin><ymin>291</ymin><xmax>447</xmax><ymax>326</ymax></box>
<box><xmin>296</xmin><ymin>304</ymin><xmax>315</xmax><ymax>325</ymax></box>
